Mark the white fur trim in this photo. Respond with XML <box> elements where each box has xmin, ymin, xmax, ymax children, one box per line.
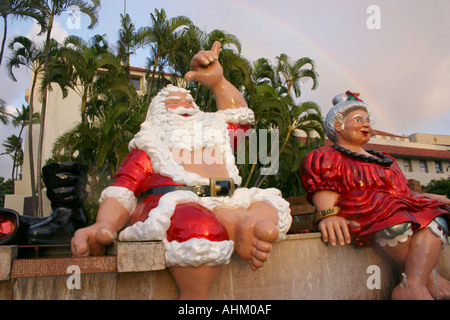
<box><xmin>99</xmin><ymin>186</ymin><xmax>137</xmax><ymax>214</ymax></box>
<box><xmin>164</xmin><ymin>238</ymin><xmax>234</xmax><ymax>267</ymax></box>
<box><xmin>215</xmin><ymin>108</ymin><xmax>255</xmax><ymax>125</ymax></box>
<box><xmin>118</xmin><ymin>187</ymin><xmax>291</xmax><ymax>267</ymax></box>
<box><xmin>118</xmin><ymin>187</ymin><xmax>292</xmax><ymax>244</ymax></box>
<box><xmin>375</xmin><ymin>227</ymin><xmax>413</xmax><ymax>247</ymax></box>
<box><xmin>375</xmin><ymin>220</ymin><xmax>449</xmax><ymax>247</ymax></box>
<box><xmin>427</xmin><ymin>220</ymin><xmax>448</xmax><ymax>246</ymax></box>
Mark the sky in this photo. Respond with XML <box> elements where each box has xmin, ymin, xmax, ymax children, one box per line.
<box><xmin>0</xmin><ymin>0</ymin><xmax>449</xmax><ymax>179</ymax></box>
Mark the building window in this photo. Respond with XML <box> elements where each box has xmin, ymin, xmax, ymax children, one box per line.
<box><xmin>420</xmin><ymin>160</ymin><xmax>428</xmax><ymax>173</ymax></box>
<box><xmin>403</xmin><ymin>159</ymin><xmax>412</xmax><ymax>172</ymax></box>
<box><xmin>130</xmin><ymin>76</ymin><xmax>141</xmax><ymax>91</ymax></box>
<box><xmin>435</xmin><ymin>161</ymin><xmax>443</xmax><ymax>174</ymax></box>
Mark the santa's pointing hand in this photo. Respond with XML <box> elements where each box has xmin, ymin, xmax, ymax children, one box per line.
<box><xmin>185</xmin><ymin>41</ymin><xmax>224</xmax><ymax>89</ymax></box>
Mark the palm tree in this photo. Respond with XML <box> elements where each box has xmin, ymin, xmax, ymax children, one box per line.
<box><xmin>0</xmin><ymin>99</ymin><xmax>9</xmax><ymax>124</ymax></box>
<box><xmin>50</xmin><ymin>89</ymin><xmax>145</xmax><ymax>222</ymax></box>
<box><xmin>33</xmin><ymin>0</ymin><xmax>100</xmax><ymax>217</ymax></box>
<box><xmin>244</xmin><ymin>85</ymin><xmax>324</xmax><ymax>195</ymax></box>
<box><xmin>276</xmin><ymin>53</ymin><xmax>318</xmax><ymax>98</ymax></box>
<box><xmin>54</xmin><ymin>34</ymin><xmax>136</xmax><ymax>123</ymax></box>
<box><xmin>135</xmin><ymin>8</ymin><xmax>192</xmax><ymax>101</ymax></box>
<box><xmin>1</xmin><ymin>134</ymin><xmax>23</xmax><ymax>182</ymax></box>
<box><xmin>116</xmin><ymin>13</ymin><xmax>139</xmax><ymax>74</ymax></box>
<box><xmin>170</xmin><ymin>24</ymin><xmax>204</xmax><ymax>75</ymax></box>
<box><xmin>0</xmin><ymin>0</ymin><xmax>42</xmax><ymax>66</ymax></box>
<box><xmin>7</xmin><ymin>105</ymin><xmax>40</xmax><ymax>187</ymax></box>
<box><xmin>7</xmin><ymin>35</ymin><xmax>57</xmax><ymax>213</ymax></box>
<box><xmin>237</xmin><ymin>54</ymin><xmax>324</xmax><ymax>197</ymax></box>
<box><xmin>250</xmin><ymin>58</ymin><xmax>278</xmax><ymax>86</ymax></box>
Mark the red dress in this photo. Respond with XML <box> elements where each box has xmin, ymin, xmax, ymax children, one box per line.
<box><xmin>301</xmin><ymin>146</ymin><xmax>448</xmax><ymax>246</ymax></box>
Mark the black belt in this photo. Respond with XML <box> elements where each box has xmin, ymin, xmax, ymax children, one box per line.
<box><xmin>138</xmin><ymin>178</ymin><xmax>236</xmax><ymax>202</ymax></box>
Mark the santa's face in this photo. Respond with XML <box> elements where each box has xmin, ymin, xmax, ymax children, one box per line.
<box><xmin>164</xmin><ymin>92</ymin><xmax>199</xmax><ymax>117</ymax></box>
<box><xmin>336</xmin><ymin>110</ymin><xmax>373</xmax><ymax>147</ymax></box>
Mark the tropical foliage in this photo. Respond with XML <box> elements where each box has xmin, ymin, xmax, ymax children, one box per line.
<box><xmin>7</xmin><ymin>35</ymin><xmax>60</xmax><ymax>211</ymax></box>
<box><xmin>0</xmin><ymin>99</ymin><xmax>8</xmax><ymax>124</ymax></box>
<box><xmin>1</xmin><ymin>105</ymin><xmax>40</xmax><ymax>186</ymax></box>
<box><xmin>0</xmin><ymin>177</ymin><xmax>14</xmax><ymax>208</ymax></box>
<box><xmin>2</xmin><ymin>6</ymin><xmax>325</xmax><ymax>220</ymax></box>
<box><xmin>239</xmin><ymin>55</ymin><xmax>323</xmax><ymax>196</ymax></box>
<box><xmin>4</xmin><ymin>0</ymin><xmax>101</xmax><ymax>216</ymax></box>
<box><xmin>0</xmin><ymin>0</ymin><xmax>43</xmax><ymax>66</ymax></box>
<box><xmin>422</xmin><ymin>178</ymin><xmax>450</xmax><ymax>198</ymax></box>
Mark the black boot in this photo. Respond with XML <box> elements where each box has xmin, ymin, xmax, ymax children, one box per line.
<box><xmin>0</xmin><ymin>208</ymin><xmax>46</xmax><ymax>245</ymax></box>
<box><xmin>26</xmin><ymin>162</ymin><xmax>89</xmax><ymax>245</ymax></box>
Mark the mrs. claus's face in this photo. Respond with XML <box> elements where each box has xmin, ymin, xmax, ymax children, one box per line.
<box><xmin>336</xmin><ymin>110</ymin><xmax>373</xmax><ymax>147</ymax></box>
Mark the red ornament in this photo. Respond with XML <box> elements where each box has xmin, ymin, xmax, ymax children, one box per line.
<box><xmin>345</xmin><ymin>90</ymin><xmax>363</xmax><ymax>102</ymax></box>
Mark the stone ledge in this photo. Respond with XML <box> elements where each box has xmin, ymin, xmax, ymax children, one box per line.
<box><xmin>0</xmin><ymin>246</ymin><xmax>18</xmax><ymax>281</ymax></box>
<box><xmin>0</xmin><ymin>235</ymin><xmax>448</xmax><ymax>300</ymax></box>
<box><xmin>1</xmin><ymin>236</ymin><xmax>319</xmax><ymax>281</ymax></box>
<box><xmin>0</xmin><ymin>241</ymin><xmax>166</xmax><ymax>280</ymax></box>
<box><xmin>108</xmin><ymin>241</ymin><xmax>166</xmax><ymax>273</ymax></box>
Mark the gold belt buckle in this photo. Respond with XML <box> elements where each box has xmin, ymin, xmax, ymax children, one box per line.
<box><xmin>210</xmin><ymin>178</ymin><xmax>235</xmax><ymax>197</ymax></box>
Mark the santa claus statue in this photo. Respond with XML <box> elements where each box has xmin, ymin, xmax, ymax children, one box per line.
<box><xmin>71</xmin><ymin>41</ymin><xmax>292</xmax><ymax>299</ymax></box>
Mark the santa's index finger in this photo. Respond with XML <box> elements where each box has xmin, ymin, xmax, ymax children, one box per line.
<box><xmin>211</xmin><ymin>41</ymin><xmax>221</xmax><ymax>58</ymax></box>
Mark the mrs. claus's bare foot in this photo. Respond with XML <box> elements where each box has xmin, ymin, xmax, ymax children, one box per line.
<box><xmin>427</xmin><ymin>271</ymin><xmax>450</xmax><ymax>300</ymax></box>
<box><xmin>391</xmin><ymin>278</ymin><xmax>434</xmax><ymax>300</ymax></box>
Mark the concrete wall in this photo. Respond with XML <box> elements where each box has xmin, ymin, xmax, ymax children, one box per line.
<box><xmin>1</xmin><ymin>234</ymin><xmax>448</xmax><ymax>300</ymax></box>
<box><xmin>410</xmin><ymin>133</ymin><xmax>450</xmax><ymax>148</ymax></box>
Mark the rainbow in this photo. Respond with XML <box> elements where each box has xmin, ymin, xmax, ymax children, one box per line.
<box><xmin>227</xmin><ymin>1</ymin><xmax>397</xmax><ymax>133</ymax></box>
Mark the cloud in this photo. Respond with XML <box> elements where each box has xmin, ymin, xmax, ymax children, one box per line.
<box><xmin>27</xmin><ymin>21</ymin><xmax>69</xmax><ymax>44</ymax></box>
<box><xmin>394</xmin><ymin>56</ymin><xmax>450</xmax><ymax>130</ymax></box>
<box><xmin>429</xmin><ymin>57</ymin><xmax>450</xmax><ymax>107</ymax></box>
<box><xmin>5</xmin><ymin>105</ymin><xmax>17</xmax><ymax>115</ymax></box>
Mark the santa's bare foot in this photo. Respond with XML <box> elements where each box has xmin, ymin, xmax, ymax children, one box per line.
<box><xmin>427</xmin><ymin>271</ymin><xmax>450</xmax><ymax>300</ymax></box>
<box><xmin>248</xmin><ymin>220</ymin><xmax>279</xmax><ymax>270</ymax></box>
<box><xmin>214</xmin><ymin>201</ymin><xmax>279</xmax><ymax>270</ymax></box>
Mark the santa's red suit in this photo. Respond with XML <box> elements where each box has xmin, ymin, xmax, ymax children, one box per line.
<box><xmin>100</xmin><ymin>108</ymin><xmax>292</xmax><ymax>267</ymax></box>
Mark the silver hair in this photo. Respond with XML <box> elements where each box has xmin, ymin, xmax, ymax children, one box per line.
<box><xmin>145</xmin><ymin>85</ymin><xmax>199</xmax><ymax>120</ymax></box>
<box><xmin>325</xmin><ymin>91</ymin><xmax>371</xmax><ymax>143</ymax></box>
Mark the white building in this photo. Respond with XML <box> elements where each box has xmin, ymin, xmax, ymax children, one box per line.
<box><xmin>367</xmin><ymin>130</ymin><xmax>450</xmax><ymax>186</ymax></box>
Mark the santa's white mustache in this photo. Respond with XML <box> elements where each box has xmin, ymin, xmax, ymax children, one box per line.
<box><xmin>167</xmin><ymin>106</ymin><xmax>200</xmax><ymax>116</ymax></box>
